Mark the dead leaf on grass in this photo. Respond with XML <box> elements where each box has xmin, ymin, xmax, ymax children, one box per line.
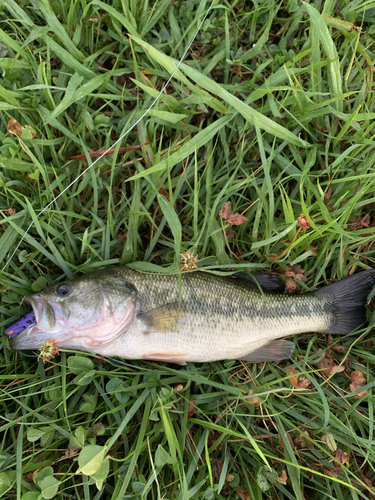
<box><xmin>219</xmin><ymin>201</ymin><xmax>248</xmax><ymax>226</ymax></box>
<box><xmin>349</xmin><ymin>370</ymin><xmax>368</xmax><ymax>398</ymax></box>
<box><xmin>234</xmin><ymin>486</ymin><xmax>250</xmax><ymax>500</ymax></box>
<box><xmin>219</xmin><ymin>201</ymin><xmax>232</xmax><ymax>220</ymax></box>
<box><xmin>283</xmin><ymin>264</ymin><xmax>307</xmax><ymax>293</ymax></box>
<box><xmin>277</xmin><ymin>470</ymin><xmax>288</xmax><ymax>485</ymax></box>
<box><xmin>360</xmin><ymin>474</ymin><xmax>373</xmax><ymax>487</ymax></box>
<box><xmin>294</xmin><ymin>431</ymin><xmax>313</xmax><ymax>449</ymax></box>
<box><xmin>331</xmin><ymin>345</ymin><xmax>346</xmax><ymax>353</ymax></box>
<box><xmin>7</xmin><ymin>117</ymin><xmax>21</xmax><ymax>136</ymax></box>
<box><xmin>287</xmin><ymin>367</ymin><xmax>313</xmax><ymax>389</ymax></box>
<box><xmin>247</xmin><ymin>389</ymin><xmax>261</xmax><ymax>407</ymax></box>
<box><xmin>1</xmin><ymin>207</ymin><xmax>16</xmax><ymax>216</ymax></box>
<box><xmin>285</xmin><ymin>277</ymin><xmax>300</xmax><ymax>294</ymax></box>
<box><xmin>335</xmin><ymin>449</ymin><xmax>350</xmax><ymax>465</ymax></box>
<box><xmin>64</xmin><ymin>442</ymin><xmax>80</xmax><ymax>459</ymax></box>
<box><xmin>323</xmin><ymin>466</ymin><xmax>338</xmax><ymax>478</ymax></box>
<box><xmin>308</xmin><ymin>245</ymin><xmax>318</xmax><ymax>256</ymax></box>
<box><xmin>188</xmin><ymin>399</ymin><xmax>198</xmax><ymax>418</ymax></box>
<box><xmin>285</xmin><ymin>264</ymin><xmax>307</xmax><ymax>281</ymax></box>
<box><xmin>317</xmin><ymin>349</ymin><xmax>345</xmax><ymax>377</ymax></box>
<box><xmin>348</xmin><ymin>214</ymin><xmax>371</xmax><ymax>231</ymax></box>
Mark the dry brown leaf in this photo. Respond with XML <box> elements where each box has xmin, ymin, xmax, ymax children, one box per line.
<box><xmin>323</xmin><ymin>466</ymin><xmax>338</xmax><ymax>478</ymax></box>
<box><xmin>277</xmin><ymin>470</ymin><xmax>288</xmax><ymax>485</ymax></box>
<box><xmin>317</xmin><ymin>350</ymin><xmax>334</xmax><ymax>375</ymax></box>
<box><xmin>7</xmin><ymin>117</ymin><xmax>21</xmax><ymax>136</ymax></box>
<box><xmin>329</xmin><ymin>365</ymin><xmax>345</xmax><ymax>375</ymax></box>
<box><xmin>285</xmin><ymin>277</ymin><xmax>299</xmax><ymax>294</ymax></box>
<box><xmin>350</xmin><ymin>385</ymin><xmax>368</xmax><ymax>398</ymax></box>
<box><xmin>219</xmin><ymin>201</ymin><xmax>248</xmax><ymax>226</ymax></box>
<box><xmin>219</xmin><ymin>201</ymin><xmax>233</xmax><ymax>220</ymax></box>
<box><xmin>297</xmin><ymin>376</ymin><xmax>313</xmax><ymax>389</ymax></box>
<box><xmin>309</xmin><ymin>245</ymin><xmax>318</xmax><ymax>256</ymax></box>
<box><xmin>234</xmin><ymin>486</ymin><xmax>250</xmax><ymax>500</ymax></box>
<box><xmin>287</xmin><ymin>367</ymin><xmax>299</xmax><ymax>387</ymax></box>
<box><xmin>348</xmin><ymin>214</ymin><xmax>371</xmax><ymax>230</ymax></box>
<box><xmin>331</xmin><ymin>345</ymin><xmax>346</xmax><ymax>353</ymax></box>
<box><xmin>64</xmin><ymin>442</ymin><xmax>80</xmax><ymax>458</ymax></box>
<box><xmin>317</xmin><ymin>349</ymin><xmax>345</xmax><ymax>377</ymax></box>
<box><xmin>188</xmin><ymin>399</ymin><xmax>198</xmax><ymax>418</ymax></box>
<box><xmin>226</xmin><ymin>474</ymin><xmax>235</xmax><ymax>482</ymax></box>
<box><xmin>360</xmin><ymin>474</ymin><xmax>373</xmax><ymax>487</ymax></box>
<box><xmin>0</xmin><ymin>207</ymin><xmax>17</xmax><ymax>216</ymax></box>
<box><xmin>247</xmin><ymin>389</ymin><xmax>261</xmax><ymax>407</ymax></box>
<box><xmin>221</xmin><ymin>484</ymin><xmax>232</xmax><ymax>495</ymax></box>
<box><xmin>349</xmin><ymin>369</ymin><xmax>368</xmax><ymax>398</ymax></box>
<box><xmin>294</xmin><ymin>431</ymin><xmax>313</xmax><ymax>449</ymax></box>
<box><xmin>227</xmin><ymin>213</ymin><xmax>248</xmax><ymax>226</ymax></box>
<box><xmin>285</xmin><ymin>264</ymin><xmax>307</xmax><ymax>281</ymax></box>
<box><xmin>350</xmin><ymin>369</ymin><xmax>366</xmax><ymax>385</ymax></box>
<box><xmin>335</xmin><ymin>449</ymin><xmax>350</xmax><ymax>465</ymax></box>
<box><xmin>287</xmin><ymin>367</ymin><xmax>313</xmax><ymax>389</ymax></box>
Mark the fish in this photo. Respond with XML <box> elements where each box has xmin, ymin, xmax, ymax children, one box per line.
<box><xmin>8</xmin><ymin>267</ymin><xmax>375</xmax><ymax>364</ymax></box>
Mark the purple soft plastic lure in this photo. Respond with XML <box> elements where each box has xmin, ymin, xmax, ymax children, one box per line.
<box><xmin>5</xmin><ymin>311</ymin><xmax>36</xmax><ymax>338</ymax></box>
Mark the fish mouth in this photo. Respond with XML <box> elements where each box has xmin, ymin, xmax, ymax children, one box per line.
<box><xmin>10</xmin><ymin>295</ymin><xmax>63</xmax><ymax>351</ymax></box>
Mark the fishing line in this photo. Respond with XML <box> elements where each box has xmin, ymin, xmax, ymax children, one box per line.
<box><xmin>1</xmin><ymin>0</ymin><xmax>215</xmax><ymax>273</ymax></box>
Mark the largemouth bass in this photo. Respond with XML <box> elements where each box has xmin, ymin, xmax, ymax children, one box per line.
<box><xmin>9</xmin><ymin>267</ymin><xmax>375</xmax><ymax>364</ymax></box>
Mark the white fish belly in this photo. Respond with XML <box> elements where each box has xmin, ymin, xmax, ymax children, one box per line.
<box><xmin>99</xmin><ymin>313</ymin><xmax>329</xmax><ymax>362</ymax></box>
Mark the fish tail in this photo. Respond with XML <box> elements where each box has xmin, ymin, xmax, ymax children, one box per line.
<box><xmin>317</xmin><ymin>269</ymin><xmax>375</xmax><ymax>334</ymax></box>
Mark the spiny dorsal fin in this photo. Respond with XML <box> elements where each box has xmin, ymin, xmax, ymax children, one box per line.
<box><xmin>240</xmin><ymin>339</ymin><xmax>295</xmax><ymax>362</ymax></box>
<box><xmin>137</xmin><ymin>302</ymin><xmax>187</xmax><ymax>333</ymax></box>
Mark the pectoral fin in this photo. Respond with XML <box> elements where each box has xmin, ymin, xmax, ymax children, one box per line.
<box><xmin>240</xmin><ymin>339</ymin><xmax>295</xmax><ymax>362</ymax></box>
<box><xmin>137</xmin><ymin>302</ymin><xmax>188</xmax><ymax>333</ymax></box>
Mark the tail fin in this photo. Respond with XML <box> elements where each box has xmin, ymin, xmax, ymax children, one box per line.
<box><xmin>317</xmin><ymin>270</ymin><xmax>375</xmax><ymax>334</ymax></box>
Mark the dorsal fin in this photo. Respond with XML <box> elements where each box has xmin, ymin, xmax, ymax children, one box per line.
<box><xmin>231</xmin><ymin>271</ymin><xmax>285</xmax><ymax>293</ymax></box>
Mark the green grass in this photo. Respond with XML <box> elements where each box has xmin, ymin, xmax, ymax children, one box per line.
<box><xmin>1</xmin><ymin>0</ymin><xmax>375</xmax><ymax>498</ymax></box>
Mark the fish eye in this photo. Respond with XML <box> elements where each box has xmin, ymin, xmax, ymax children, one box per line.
<box><xmin>56</xmin><ymin>284</ymin><xmax>72</xmax><ymax>298</ymax></box>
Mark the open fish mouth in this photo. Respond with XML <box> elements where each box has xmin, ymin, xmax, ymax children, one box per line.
<box><xmin>26</xmin><ymin>296</ymin><xmax>56</xmax><ymax>331</ymax></box>
<box><xmin>8</xmin><ymin>296</ymin><xmax>60</xmax><ymax>350</ymax></box>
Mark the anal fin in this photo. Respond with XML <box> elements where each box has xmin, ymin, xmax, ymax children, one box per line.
<box><xmin>240</xmin><ymin>339</ymin><xmax>295</xmax><ymax>362</ymax></box>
